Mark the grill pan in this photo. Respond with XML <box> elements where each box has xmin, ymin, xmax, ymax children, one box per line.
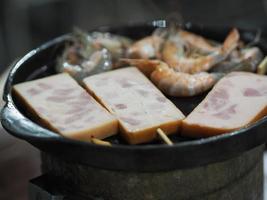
<box><xmin>1</xmin><ymin>22</ymin><xmax>267</xmax><ymax>171</ymax></box>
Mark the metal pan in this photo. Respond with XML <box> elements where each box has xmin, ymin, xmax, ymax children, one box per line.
<box><xmin>1</xmin><ymin>22</ymin><xmax>267</xmax><ymax>172</ymax></box>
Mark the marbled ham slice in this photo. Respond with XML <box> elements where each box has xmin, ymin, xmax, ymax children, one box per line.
<box><xmin>83</xmin><ymin>67</ymin><xmax>185</xmax><ymax>144</ymax></box>
<box><xmin>13</xmin><ymin>73</ymin><xmax>118</xmax><ymax>142</ymax></box>
<box><xmin>182</xmin><ymin>72</ymin><xmax>267</xmax><ymax>137</ymax></box>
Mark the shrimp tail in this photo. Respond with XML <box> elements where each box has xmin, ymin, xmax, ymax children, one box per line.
<box><xmin>191</xmin><ymin>28</ymin><xmax>240</xmax><ymax>73</ymax></box>
<box><xmin>222</xmin><ymin>28</ymin><xmax>240</xmax><ymax>55</ymax></box>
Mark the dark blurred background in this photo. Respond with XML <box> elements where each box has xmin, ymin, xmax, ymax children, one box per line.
<box><xmin>1</xmin><ymin>0</ymin><xmax>267</xmax><ymax>73</ymax></box>
<box><xmin>0</xmin><ymin>0</ymin><xmax>267</xmax><ymax>199</ymax></box>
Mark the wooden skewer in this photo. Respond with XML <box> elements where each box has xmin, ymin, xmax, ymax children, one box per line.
<box><xmin>91</xmin><ymin>130</ymin><xmax>172</xmax><ymax>146</ymax></box>
<box><xmin>91</xmin><ymin>138</ymin><xmax>112</xmax><ymax>146</ymax></box>
<box><xmin>157</xmin><ymin>128</ymin><xmax>173</xmax><ymax>146</ymax></box>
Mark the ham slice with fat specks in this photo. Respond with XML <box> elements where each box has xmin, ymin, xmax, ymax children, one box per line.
<box><xmin>13</xmin><ymin>73</ymin><xmax>118</xmax><ymax>142</ymax></box>
<box><xmin>83</xmin><ymin>67</ymin><xmax>185</xmax><ymax>144</ymax></box>
<box><xmin>182</xmin><ymin>72</ymin><xmax>267</xmax><ymax>137</ymax></box>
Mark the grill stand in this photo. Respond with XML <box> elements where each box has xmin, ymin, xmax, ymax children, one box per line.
<box><xmin>29</xmin><ymin>144</ymin><xmax>264</xmax><ymax>200</ymax></box>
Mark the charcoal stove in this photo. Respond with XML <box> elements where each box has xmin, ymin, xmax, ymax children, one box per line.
<box><xmin>28</xmin><ymin>145</ymin><xmax>264</xmax><ymax>200</ymax></box>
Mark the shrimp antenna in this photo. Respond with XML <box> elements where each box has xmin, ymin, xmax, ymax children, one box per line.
<box><xmin>246</xmin><ymin>29</ymin><xmax>262</xmax><ymax>47</ymax></box>
<box><xmin>157</xmin><ymin>128</ymin><xmax>174</xmax><ymax>146</ymax></box>
<box><xmin>167</xmin><ymin>20</ymin><xmax>180</xmax><ymax>36</ymax></box>
<box><xmin>166</xmin><ymin>12</ymin><xmax>184</xmax><ymax>28</ymax></box>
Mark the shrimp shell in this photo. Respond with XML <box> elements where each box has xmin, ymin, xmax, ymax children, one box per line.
<box><xmin>179</xmin><ymin>30</ymin><xmax>219</xmax><ymax>53</ymax></box>
<box><xmin>212</xmin><ymin>47</ymin><xmax>263</xmax><ymax>73</ymax></box>
<box><xmin>127</xmin><ymin>28</ymin><xmax>167</xmax><ymax>59</ymax></box>
<box><xmin>121</xmin><ymin>58</ymin><xmax>223</xmax><ymax>97</ymax></box>
<box><xmin>120</xmin><ymin>58</ymin><xmax>159</xmax><ymax>76</ymax></box>
<box><xmin>166</xmin><ymin>52</ymin><xmax>225</xmax><ymax>74</ymax></box>
<box><xmin>161</xmin><ymin>32</ymin><xmax>187</xmax><ymax>70</ymax></box>
<box><xmin>162</xmin><ymin>28</ymin><xmax>240</xmax><ymax>74</ymax></box>
<box><xmin>151</xmin><ymin>62</ymin><xmax>223</xmax><ymax>97</ymax></box>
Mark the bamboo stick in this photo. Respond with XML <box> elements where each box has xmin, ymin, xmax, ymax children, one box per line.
<box><xmin>91</xmin><ymin>138</ymin><xmax>112</xmax><ymax>146</ymax></box>
<box><xmin>157</xmin><ymin>128</ymin><xmax>173</xmax><ymax>146</ymax></box>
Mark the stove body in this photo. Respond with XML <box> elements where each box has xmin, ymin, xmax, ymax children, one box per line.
<box><xmin>29</xmin><ymin>145</ymin><xmax>264</xmax><ymax>200</ymax></box>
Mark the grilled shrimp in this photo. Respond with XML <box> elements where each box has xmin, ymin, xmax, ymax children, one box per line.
<box><xmin>162</xmin><ymin>28</ymin><xmax>240</xmax><ymax>74</ymax></box>
<box><xmin>120</xmin><ymin>58</ymin><xmax>159</xmax><ymax>76</ymax></box>
<box><xmin>151</xmin><ymin>61</ymin><xmax>223</xmax><ymax>97</ymax></box>
<box><xmin>121</xmin><ymin>58</ymin><xmax>222</xmax><ymax>97</ymax></box>
<box><xmin>56</xmin><ymin>30</ymin><xmax>112</xmax><ymax>82</ymax></box>
<box><xmin>90</xmin><ymin>31</ymin><xmax>132</xmax><ymax>59</ymax></box>
<box><xmin>161</xmin><ymin>29</ymin><xmax>187</xmax><ymax>67</ymax></box>
<box><xmin>56</xmin><ymin>29</ymin><xmax>132</xmax><ymax>82</ymax></box>
<box><xmin>212</xmin><ymin>47</ymin><xmax>263</xmax><ymax>73</ymax></box>
<box><xmin>179</xmin><ymin>30</ymin><xmax>219</xmax><ymax>53</ymax></box>
<box><xmin>127</xmin><ymin>28</ymin><xmax>167</xmax><ymax>59</ymax></box>
<box><xmin>58</xmin><ymin>48</ymin><xmax>112</xmax><ymax>82</ymax></box>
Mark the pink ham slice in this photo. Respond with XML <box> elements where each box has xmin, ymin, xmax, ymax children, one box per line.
<box><xmin>182</xmin><ymin>72</ymin><xmax>267</xmax><ymax>137</ymax></box>
<box><xmin>13</xmin><ymin>73</ymin><xmax>118</xmax><ymax>142</ymax></box>
<box><xmin>83</xmin><ymin>67</ymin><xmax>185</xmax><ymax>144</ymax></box>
